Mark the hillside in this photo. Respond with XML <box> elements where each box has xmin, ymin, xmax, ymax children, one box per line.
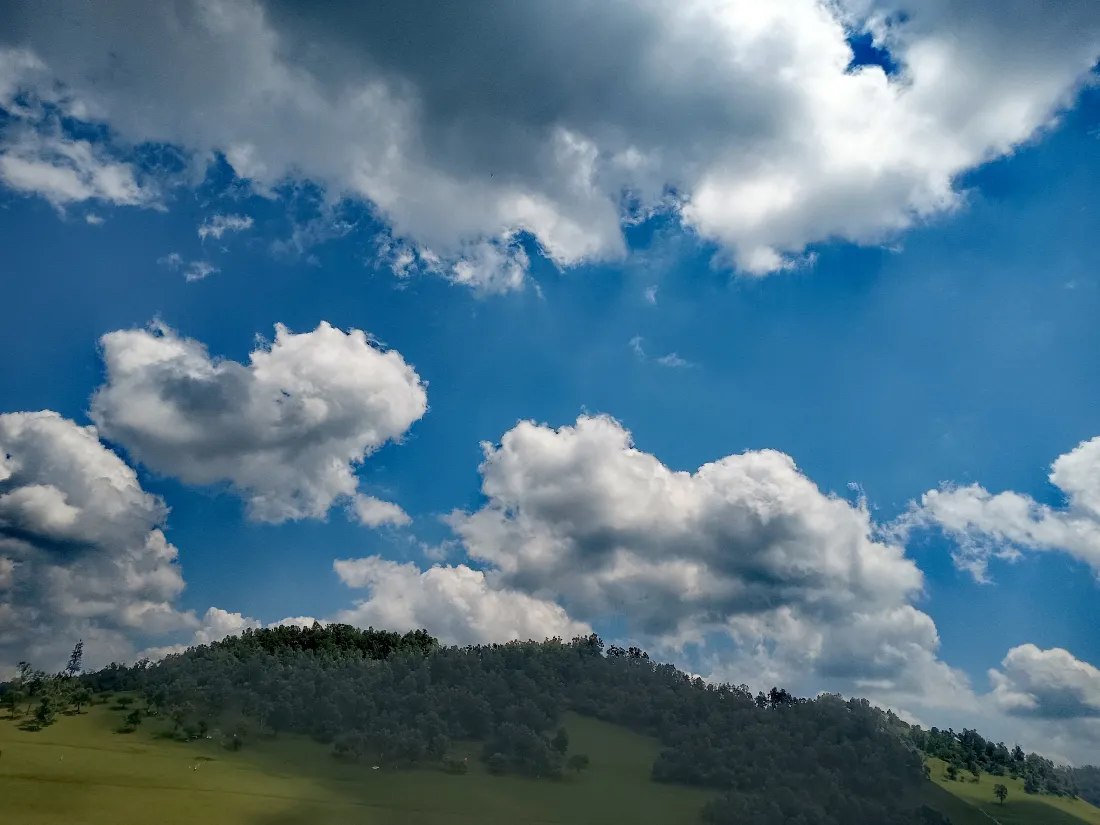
<box><xmin>2</xmin><ymin>625</ymin><xmax>1097</xmax><ymax>825</ymax></box>
<box><xmin>0</xmin><ymin>700</ymin><xmax>714</xmax><ymax>825</ymax></box>
<box><xmin>928</xmin><ymin>758</ymin><xmax>1100</xmax><ymax>825</ymax></box>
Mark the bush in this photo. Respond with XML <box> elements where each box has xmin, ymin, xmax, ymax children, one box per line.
<box><xmin>444</xmin><ymin>757</ymin><xmax>469</xmax><ymax>774</ymax></box>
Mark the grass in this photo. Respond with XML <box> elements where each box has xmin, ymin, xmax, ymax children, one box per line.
<box><xmin>0</xmin><ymin>699</ymin><xmax>714</xmax><ymax>824</ymax></box>
<box><xmin>927</xmin><ymin>757</ymin><xmax>1100</xmax><ymax>825</ymax></box>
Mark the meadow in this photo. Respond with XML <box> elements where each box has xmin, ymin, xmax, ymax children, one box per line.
<box><xmin>927</xmin><ymin>757</ymin><xmax>1100</xmax><ymax>825</ymax></box>
<box><xmin>6</xmin><ymin>694</ymin><xmax>1098</xmax><ymax>825</ymax></box>
<box><xmin>0</xmin><ymin>699</ymin><xmax>713</xmax><ymax>825</ymax></box>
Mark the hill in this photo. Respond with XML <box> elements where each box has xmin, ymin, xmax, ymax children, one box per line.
<box><xmin>2</xmin><ymin>624</ymin><xmax>1095</xmax><ymax>824</ymax></box>
<box><xmin>928</xmin><ymin>758</ymin><xmax>1100</xmax><ymax>825</ymax></box>
<box><xmin>0</xmin><ymin>699</ymin><xmax>714</xmax><ymax>825</ymax></box>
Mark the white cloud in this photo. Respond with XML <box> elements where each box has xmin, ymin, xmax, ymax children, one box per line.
<box><xmin>0</xmin><ymin>128</ymin><xmax>157</xmax><ymax>209</ymax></box>
<box><xmin>445</xmin><ymin>413</ymin><xmax>969</xmax><ymax>708</ymax></box>
<box><xmin>142</xmin><ymin>606</ymin><xmax>261</xmax><ymax>660</ymax></box>
<box><xmin>643</xmin><ymin>285</ymin><xmax>658</xmax><ymax>305</ymax></box>
<box><xmin>89</xmin><ymin>321</ymin><xmax>427</xmax><ymax>523</ymax></box>
<box><xmin>898</xmin><ymin>436</ymin><xmax>1100</xmax><ymax>581</ymax></box>
<box><xmin>629</xmin><ymin>336</ymin><xmax>694</xmax><ymax>368</ymax></box>
<box><xmin>157</xmin><ymin>252</ymin><xmax>220</xmax><ymax>282</ymax></box>
<box><xmin>1</xmin><ymin>1</ymin><xmax>1096</xmax><ymax>284</ymax></box>
<box><xmin>350</xmin><ymin>493</ymin><xmax>411</xmax><ymax>528</ymax></box>
<box><xmin>158</xmin><ymin>252</ymin><xmax>184</xmax><ymax>269</ymax></box>
<box><xmin>85</xmin><ymin>212</ymin><xmax>104</xmax><ymax>225</ymax></box>
<box><xmin>331</xmin><ymin>556</ymin><xmax>590</xmax><ymax>646</ymax></box>
<box><xmin>184</xmin><ymin>260</ymin><xmax>219</xmax><ymax>282</ymax></box>
<box><xmin>0</xmin><ymin>410</ymin><xmax>196</xmax><ymax>672</ymax></box>
<box><xmin>198</xmin><ymin>212</ymin><xmax>253</xmax><ymax>241</ymax></box>
<box><xmin>655</xmin><ymin>352</ymin><xmax>693</xmax><ymax>369</ymax></box>
<box><xmin>990</xmin><ymin>644</ymin><xmax>1100</xmax><ymax>719</ymax></box>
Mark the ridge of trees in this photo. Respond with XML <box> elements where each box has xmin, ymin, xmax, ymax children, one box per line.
<box><xmin>1</xmin><ymin>625</ymin><xmax>1094</xmax><ymax>824</ymax></box>
<box><xmin>905</xmin><ymin>724</ymin><xmax>1078</xmax><ymax>797</ymax></box>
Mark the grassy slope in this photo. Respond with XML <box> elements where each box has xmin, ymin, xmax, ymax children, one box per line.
<box><xmin>0</xmin><ymin>702</ymin><xmax>713</xmax><ymax>825</ymax></box>
<box><xmin>927</xmin><ymin>757</ymin><xmax>1100</xmax><ymax>825</ymax></box>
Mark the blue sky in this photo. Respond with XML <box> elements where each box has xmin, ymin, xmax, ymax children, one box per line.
<box><xmin>2</xmin><ymin>0</ymin><xmax>1100</xmax><ymax>764</ymax></box>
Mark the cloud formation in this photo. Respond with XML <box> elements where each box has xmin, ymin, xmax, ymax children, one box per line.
<box><xmin>90</xmin><ymin>321</ymin><xmax>427</xmax><ymax>523</ymax></box>
<box><xmin>0</xmin><ymin>411</ymin><xmax>195</xmax><ymax>673</ymax></box>
<box><xmin>1</xmin><ymin>1</ymin><xmax>1096</xmax><ymax>285</ymax></box>
<box><xmin>446</xmin><ymin>413</ymin><xmax>969</xmax><ymax>707</ymax></box>
<box><xmin>331</xmin><ymin>556</ymin><xmax>590</xmax><ymax>646</ymax></box>
<box><xmin>990</xmin><ymin>644</ymin><xmax>1100</xmax><ymax>719</ymax></box>
<box><xmin>198</xmin><ymin>213</ymin><xmax>254</xmax><ymax>241</ymax></box>
<box><xmin>900</xmin><ymin>435</ymin><xmax>1100</xmax><ymax>581</ymax></box>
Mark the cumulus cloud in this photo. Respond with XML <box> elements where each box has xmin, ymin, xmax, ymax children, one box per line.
<box><xmin>350</xmin><ymin>494</ymin><xmax>411</xmax><ymax>528</ymax></box>
<box><xmin>331</xmin><ymin>556</ymin><xmax>591</xmax><ymax>646</ymax></box>
<box><xmin>0</xmin><ymin>411</ymin><xmax>196</xmax><ymax>672</ymax></box>
<box><xmin>445</xmin><ymin>413</ymin><xmax>970</xmax><ymax>707</ymax></box>
<box><xmin>899</xmin><ymin>436</ymin><xmax>1100</xmax><ymax>581</ymax></box>
<box><xmin>90</xmin><ymin>321</ymin><xmax>427</xmax><ymax>523</ymax></box>
<box><xmin>990</xmin><ymin>644</ymin><xmax>1100</xmax><ymax>719</ymax></box>
<box><xmin>198</xmin><ymin>212</ymin><xmax>253</xmax><ymax>241</ymax></box>
<box><xmin>142</xmin><ymin>606</ymin><xmax>261</xmax><ymax>660</ymax></box>
<box><xmin>1</xmin><ymin>0</ymin><xmax>1097</xmax><ymax>285</ymax></box>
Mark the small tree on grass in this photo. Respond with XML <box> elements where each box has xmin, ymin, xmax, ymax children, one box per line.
<box><xmin>567</xmin><ymin>753</ymin><xmax>590</xmax><ymax>774</ymax></box>
<box><xmin>3</xmin><ymin>687</ymin><xmax>24</xmax><ymax>719</ymax></box>
<box><xmin>120</xmin><ymin>709</ymin><xmax>144</xmax><ymax>732</ymax></box>
<box><xmin>994</xmin><ymin>784</ymin><xmax>1008</xmax><ymax>805</ymax></box>
<box><xmin>34</xmin><ymin>696</ymin><xmax>57</xmax><ymax>730</ymax></box>
<box><xmin>71</xmin><ymin>687</ymin><xmax>92</xmax><ymax>714</ymax></box>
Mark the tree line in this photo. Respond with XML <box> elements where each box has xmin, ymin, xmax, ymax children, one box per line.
<box><xmin>2</xmin><ymin>624</ymin><xmax>1095</xmax><ymax>824</ymax></box>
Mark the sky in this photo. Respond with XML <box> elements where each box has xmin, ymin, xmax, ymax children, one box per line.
<box><xmin>1</xmin><ymin>0</ymin><xmax>1100</xmax><ymax>765</ymax></box>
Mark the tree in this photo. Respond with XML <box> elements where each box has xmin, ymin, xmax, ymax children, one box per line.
<box><xmin>568</xmin><ymin>753</ymin><xmax>590</xmax><ymax>774</ymax></box>
<box><xmin>551</xmin><ymin>726</ymin><xmax>569</xmax><ymax>755</ymax></box>
<box><xmin>34</xmin><ymin>696</ymin><xmax>57</xmax><ymax>729</ymax></box>
<box><xmin>994</xmin><ymin>783</ymin><xmax>1008</xmax><ymax>805</ymax></box>
<box><xmin>71</xmin><ymin>687</ymin><xmax>92</xmax><ymax>714</ymax></box>
<box><xmin>65</xmin><ymin>641</ymin><xmax>84</xmax><ymax>678</ymax></box>
<box><xmin>3</xmin><ymin>687</ymin><xmax>24</xmax><ymax>719</ymax></box>
<box><xmin>124</xmin><ymin>709</ymin><xmax>144</xmax><ymax>730</ymax></box>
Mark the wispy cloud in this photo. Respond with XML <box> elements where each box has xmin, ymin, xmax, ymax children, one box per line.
<box><xmin>159</xmin><ymin>252</ymin><xmax>219</xmax><ymax>282</ymax></box>
<box><xmin>643</xmin><ymin>285</ymin><xmax>658</xmax><ymax>305</ymax></box>
<box><xmin>629</xmin><ymin>336</ymin><xmax>695</xmax><ymax>369</ymax></box>
<box><xmin>198</xmin><ymin>213</ymin><xmax>253</xmax><ymax>241</ymax></box>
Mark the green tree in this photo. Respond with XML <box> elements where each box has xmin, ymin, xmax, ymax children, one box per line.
<box><xmin>3</xmin><ymin>687</ymin><xmax>24</xmax><ymax>719</ymax></box>
<box><xmin>568</xmin><ymin>753</ymin><xmax>590</xmax><ymax>774</ymax></box>
<box><xmin>65</xmin><ymin>641</ymin><xmax>84</xmax><ymax>678</ymax></box>
<box><xmin>994</xmin><ymin>783</ymin><xmax>1008</xmax><ymax>805</ymax></box>
<box><xmin>34</xmin><ymin>695</ymin><xmax>57</xmax><ymax>729</ymax></box>
<box><xmin>71</xmin><ymin>687</ymin><xmax>92</xmax><ymax>714</ymax></box>
<box><xmin>124</xmin><ymin>709</ymin><xmax>143</xmax><ymax>730</ymax></box>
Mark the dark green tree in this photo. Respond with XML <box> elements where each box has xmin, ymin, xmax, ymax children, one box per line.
<box><xmin>568</xmin><ymin>753</ymin><xmax>590</xmax><ymax>774</ymax></box>
<box><xmin>994</xmin><ymin>783</ymin><xmax>1008</xmax><ymax>805</ymax></box>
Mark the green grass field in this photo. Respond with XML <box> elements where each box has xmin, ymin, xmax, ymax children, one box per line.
<box><xmin>927</xmin><ymin>757</ymin><xmax>1100</xmax><ymax>825</ymax></box>
<box><xmin>0</xmin><ymin>700</ymin><xmax>714</xmax><ymax>825</ymax></box>
<box><xmin>9</xmin><ymin>699</ymin><xmax>1093</xmax><ymax>825</ymax></box>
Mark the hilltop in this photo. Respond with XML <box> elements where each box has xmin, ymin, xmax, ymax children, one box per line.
<box><xmin>2</xmin><ymin>624</ymin><xmax>1098</xmax><ymax>825</ymax></box>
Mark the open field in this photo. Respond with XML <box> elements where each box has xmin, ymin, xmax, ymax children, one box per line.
<box><xmin>0</xmin><ymin>700</ymin><xmax>714</xmax><ymax>825</ymax></box>
<box><xmin>927</xmin><ymin>757</ymin><xmax>1100</xmax><ymax>825</ymax></box>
